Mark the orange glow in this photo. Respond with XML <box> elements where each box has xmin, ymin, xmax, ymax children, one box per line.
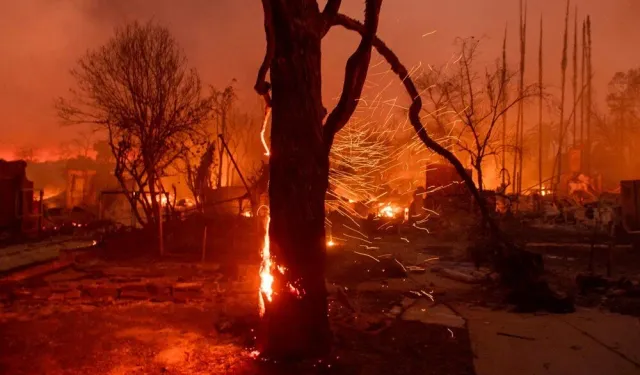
<box><xmin>144</xmin><ymin>193</ymin><xmax>173</xmax><ymax>207</ymax></box>
<box><xmin>377</xmin><ymin>203</ymin><xmax>402</xmax><ymax>218</ymax></box>
<box><xmin>539</xmin><ymin>185</ymin><xmax>551</xmax><ymax>196</ymax></box>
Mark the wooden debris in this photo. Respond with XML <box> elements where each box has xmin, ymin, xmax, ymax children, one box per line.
<box><xmin>437</xmin><ymin>268</ymin><xmax>482</xmax><ymax>284</ymax></box>
<box><xmin>497</xmin><ymin>332</ymin><xmax>536</xmax><ymax>341</ymax></box>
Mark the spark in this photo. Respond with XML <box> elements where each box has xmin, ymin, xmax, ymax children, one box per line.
<box><xmin>422</xmin><ymin>30</ymin><xmax>438</xmax><ymax>37</ymax></box>
<box><xmin>353</xmin><ymin>250</ymin><xmax>380</xmax><ymax>262</ymax></box>
<box><xmin>343</xmin><ymin>233</ymin><xmax>372</xmax><ymax>244</ymax></box>
<box><xmin>412</xmin><ymin>223</ymin><xmax>430</xmax><ymax>232</ymax></box>
<box><xmin>359</xmin><ymin>245</ymin><xmax>380</xmax><ymax>250</ymax></box>
<box><xmin>420</xmin><ymin>290</ymin><xmax>435</xmax><ymax>301</ymax></box>
<box><xmin>395</xmin><ymin>259</ymin><xmax>407</xmax><ymax>272</ymax></box>
<box><xmin>447</xmin><ymin>328</ymin><xmax>455</xmax><ymax>339</ymax></box>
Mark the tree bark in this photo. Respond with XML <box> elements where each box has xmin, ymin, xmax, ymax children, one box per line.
<box><xmin>475</xmin><ymin>160</ymin><xmax>484</xmax><ymax>192</ymax></box>
<box><xmin>257</xmin><ymin>1</ymin><xmax>331</xmax><ymax>359</ymax></box>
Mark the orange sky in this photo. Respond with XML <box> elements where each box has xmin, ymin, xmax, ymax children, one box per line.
<box><xmin>1</xmin><ymin>0</ymin><xmax>639</xmax><ymax>160</ymax></box>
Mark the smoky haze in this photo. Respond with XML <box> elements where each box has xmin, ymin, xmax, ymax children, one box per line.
<box><xmin>1</xmin><ymin>0</ymin><xmax>638</xmax><ymax>159</ymax></box>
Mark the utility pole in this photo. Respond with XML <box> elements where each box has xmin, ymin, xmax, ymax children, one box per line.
<box><xmin>538</xmin><ymin>16</ymin><xmax>544</xmax><ymax>192</ymax></box>
<box><xmin>501</xmin><ymin>25</ymin><xmax>508</xmax><ymax>189</ymax></box>
<box><xmin>586</xmin><ymin>16</ymin><xmax>593</xmax><ymax>175</ymax></box>
<box><xmin>572</xmin><ymin>7</ymin><xmax>578</xmax><ymax>148</ymax></box>
<box><xmin>557</xmin><ymin>0</ymin><xmax>570</xmax><ymax>192</ymax></box>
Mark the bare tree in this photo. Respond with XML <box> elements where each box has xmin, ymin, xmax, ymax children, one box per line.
<box><xmin>182</xmin><ymin>142</ymin><xmax>216</xmax><ymax>207</ymax></box>
<box><xmin>57</xmin><ymin>21</ymin><xmax>214</xmax><ymax>228</ymax></box>
<box><xmin>14</xmin><ymin>146</ymin><xmax>39</xmax><ymax>163</ymax></box>
<box><xmin>420</xmin><ymin>38</ymin><xmax>538</xmax><ymax>191</ymax></box>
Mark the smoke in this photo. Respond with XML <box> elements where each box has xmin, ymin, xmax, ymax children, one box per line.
<box><xmin>1</xmin><ymin>0</ymin><xmax>638</xmax><ymax>160</ymax></box>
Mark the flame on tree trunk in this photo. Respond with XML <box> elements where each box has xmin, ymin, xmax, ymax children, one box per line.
<box><xmin>258</xmin><ymin>12</ymin><xmax>330</xmax><ymax>360</ymax></box>
<box><xmin>254</xmin><ymin>0</ymin><xmax>382</xmax><ymax>360</ymax></box>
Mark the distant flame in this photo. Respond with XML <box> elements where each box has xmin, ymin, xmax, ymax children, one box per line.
<box><xmin>377</xmin><ymin>203</ymin><xmax>402</xmax><ymax>218</ymax></box>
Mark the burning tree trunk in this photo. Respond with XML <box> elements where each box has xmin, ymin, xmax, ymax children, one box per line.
<box><xmin>260</xmin><ymin>14</ymin><xmax>329</xmax><ymax>358</ymax></box>
<box><xmin>255</xmin><ymin>0</ymin><xmax>381</xmax><ymax>359</ymax></box>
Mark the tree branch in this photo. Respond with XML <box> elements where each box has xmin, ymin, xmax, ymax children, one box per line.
<box><xmin>332</xmin><ymin>13</ymin><xmax>496</xmax><ymax>234</ymax></box>
<box><xmin>322</xmin><ymin>0</ymin><xmax>382</xmax><ymax>151</ymax></box>
<box><xmin>322</xmin><ymin>0</ymin><xmax>342</xmax><ymax>35</ymax></box>
<box><xmin>254</xmin><ymin>0</ymin><xmax>275</xmax><ymax>107</ymax></box>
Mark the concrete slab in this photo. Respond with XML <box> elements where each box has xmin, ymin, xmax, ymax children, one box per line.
<box><xmin>455</xmin><ymin>304</ymin><xmax>640</xmax><ymax>375</ymax></box>
<box><xmin>558</xmin><ymin>309</ymin><xmax>640</xmax><ymax>366</ymax></box>
<box><xmin>401</xmin><ymin>299</ymin><xmax>466</xmax><ymax>328</ymax></box>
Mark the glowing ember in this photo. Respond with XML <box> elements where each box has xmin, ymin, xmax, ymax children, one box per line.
<box><xmin>538</xmin><ymin>185</ymin><xmax>551</xmax><ymax>196</ymax></box>
<box><xmin>327</xmin><ymin>239</ymin><xmax>335</xmax><ymax>247</ymax></box>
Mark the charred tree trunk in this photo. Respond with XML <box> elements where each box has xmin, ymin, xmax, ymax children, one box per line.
<box><xmin>257</xmin><ymin>2</ymin><xmax>330</xmax><ymax>359</ymax></box>
<box><xmin>255</xmin><ymin>0</ymin><xmax>381</xmax><ymax>360</ymax></box>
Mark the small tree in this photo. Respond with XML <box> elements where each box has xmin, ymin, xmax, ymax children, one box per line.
<box><xmin>14</xmin><ymin>146</ymin><xmax>39</xmax><ymax>163</ymax></box>
<box><xmin>606</xmin><ymin>68</ymin><xmax>640</xmax><ymax>166</ymax></box>
<box><xmin>419</xmin><ymin>38</ymin><xmax>538</xmax><ymax>190</ymax></box>
<box><xmin>57</xmin><ymin>21</ymin><xmax>214</xmax><ymax>227</ymax></box>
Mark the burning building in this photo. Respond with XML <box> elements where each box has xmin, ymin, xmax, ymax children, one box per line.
<box><xmin>424</xmin><ymin>163</ymin><xmax>473</xmax><ymax>210</ymax></box>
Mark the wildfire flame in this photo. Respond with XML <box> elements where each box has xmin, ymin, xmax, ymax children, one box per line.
<box><xmin>377</xmin><ymin>203</ymin><xmax>402</xmax><ymax>218</ymax></box>
<box><xmin>258</xmin><ymin>215</ymin><xmax>273</xmax><ymax>317</ymax></box>
<box><xmin>260</xmin><ymin>108</ymin><xmax>271</xmax><ymax>157</ymax></box>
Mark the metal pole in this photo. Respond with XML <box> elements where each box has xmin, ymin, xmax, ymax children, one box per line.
<box><xmin>38</xmin><ymin>190</ymin><xmax>44</xmax><ymax>235</ymax></box>
<box><xmin>201</xmin><ymin>225</ymin><xmax>207</xmax><ymax>263</ymax></box>
<box><xmin>158</xmin><ymin>194</ymin><xmax>164</xmax><ymax>257</ymax></box>
<box><xmin>218</xmin><ymin>134</ymin><xmax>252</xmax><ymax>195</ymax></box>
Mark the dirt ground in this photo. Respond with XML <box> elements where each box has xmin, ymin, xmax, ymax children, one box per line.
<box><xmin>2</xmin><ymin>216</ymin><xmax>640</xmax><ymax>375</ymax></box>
<box><xmin>0</xmin><ymin>236</ymin><xmax>476</xmax><ymax>375</ymax></box>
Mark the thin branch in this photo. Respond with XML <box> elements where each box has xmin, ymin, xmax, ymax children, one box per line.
<box><xmin>322</xmin><ymin>0</ymin><xmax>342</xmax><ymax>35</ymax></box>
<box><xmin>323</xmin><ymin>0</ymin><xmax>382</xmax><ymax>151</ymax></box>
